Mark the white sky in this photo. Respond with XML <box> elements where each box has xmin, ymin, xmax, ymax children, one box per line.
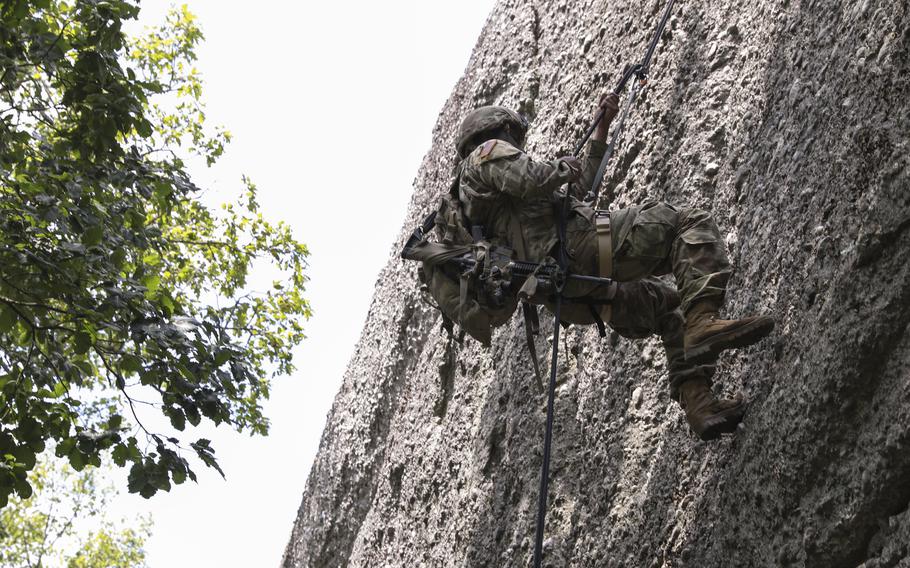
<box><xmin>108</xmin><ymin>2</ymin><xmax>496</xmax><ymax>567</ymax></box>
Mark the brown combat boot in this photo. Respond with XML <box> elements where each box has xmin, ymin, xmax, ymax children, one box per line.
<box><xmin>678</xmin><ymin>377</ymin><xmax>746</xmax><ymax>441</ymax></box>
<box><xmin>684</xmin><ymin>301</ymin><xmax>774</xmax><ymax>364</ymax></box>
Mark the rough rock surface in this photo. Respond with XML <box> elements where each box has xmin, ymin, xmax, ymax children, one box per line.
<box><xmin>283</xmin><ymin>0</ymin><xmax>910</xmax><ymax>566</ymax></box>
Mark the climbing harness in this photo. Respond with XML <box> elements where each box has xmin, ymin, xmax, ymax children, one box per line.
<box><xmin>532</xmin><ymin>2</ymin><xmax>677</xmax><ymax>567</ymax></box>
<box><xmin>401</xmin><ymin>177</ymin><xmax>616</xmax><ymax>356</ymax></box>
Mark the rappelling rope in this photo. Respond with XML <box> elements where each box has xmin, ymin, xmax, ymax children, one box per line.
<box><xmin>532</xmin><ymin>2</ymin><xmax>677</xmax><ymax>567</ymax></box>
<box><xmin>586</xmin><ymin>0</ymin><xmax>677</xmax><ymax>206</ymax></box>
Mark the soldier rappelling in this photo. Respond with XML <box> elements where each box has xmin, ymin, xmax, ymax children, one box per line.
<box><xmin>401</xmin><ymin>92</ymin><xmax>776</xmax><ymax>568</ymax></box>
<box><xmin>451</xmin><ymin>97</ymin><xmax>774</xmax><ymax>439</ymax></box>
<box><xmin>399</xmin><ymin>2</ymin><xmax>776</xmax><ymax>566</ymax></box>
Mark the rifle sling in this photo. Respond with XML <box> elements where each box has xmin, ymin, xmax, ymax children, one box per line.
<box><xmin>522</xmin><ymin>302</ymin><xmax>543</xmax><ymax>389</ymax></box>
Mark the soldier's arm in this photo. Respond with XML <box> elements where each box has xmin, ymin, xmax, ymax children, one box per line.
<box><xmin>573</xmin><ymin>92</ymin><xmax>620</xmax><ymax>205</ymax></box>
<box><xmin>480</xmin><ymin>152</ymin><xmax>578</xmax><ymax>201</ymax></box>
<box><xmin>573</xmin><ymin>138</ymin><xmax>608</xmax><ymax>201</ymax></box>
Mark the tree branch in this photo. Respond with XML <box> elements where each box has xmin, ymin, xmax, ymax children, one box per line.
<box><xmin>93</xmin><ymin>348</ymin><xmax>154</xmax><ymax>441</ymax></box>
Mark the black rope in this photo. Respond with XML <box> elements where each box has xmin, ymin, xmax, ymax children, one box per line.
<box><xmin>586</xmin><ymin>0</ymin><xmax>677</xmax><ymax>206</ymax></box>
<box><xmin>532</xmin><ymin>289</ymin><xmax>563</xmax><ymax>568</ymax></box>
<box><xmin>587</xmin><ymin>78</ymin><xmax>645</xmax><ymax>204</ymax></box>
<box><xmin>571</xmin><ymin>63</ymin><xmax>642</xmax><ymax>157</ymax></box>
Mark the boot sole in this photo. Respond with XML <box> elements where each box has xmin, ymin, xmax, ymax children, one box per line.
<box><xmin>685</xmin><ymin>316</ymin><xmax>775</xmax><ymax>365</ymax></box>
<box><xmin>694</xmin><ymin>402</ymin><xmax>747</xmax><ymax>441</ymax></box>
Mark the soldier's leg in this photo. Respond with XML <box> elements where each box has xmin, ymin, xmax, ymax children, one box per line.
<box><xmin>610</xmin><ymin>203</ymin><xmax>729</xmax><ymax>311</ymax></box>
<box><xmin>610</xmin><ymin>202</ymin><xmax>773</xmax><ymax>363</ymax></box>
<box><xmin>610</xmin><ymin>278</ymin><xmax>746</xmax><ymax>440</ymax></box>
<box><xmin>609</xmin><ymin>278</ymin><xmax>710</xmax><ymax>392</ymax></box>
<box><xmin>610</xmin><ymin>278</ymin><xmax>717</xmax><ymax>390</ymax></box>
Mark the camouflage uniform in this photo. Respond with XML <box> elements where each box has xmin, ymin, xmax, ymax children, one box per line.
<box><xmin>457</xmin><ymin>137</ymin><xmax>730</xmax><ymax>395</ymax></box>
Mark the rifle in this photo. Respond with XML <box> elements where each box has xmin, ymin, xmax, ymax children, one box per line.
<box><xmin>402</xmin><ymin>231</ymin><xmax>614</xmax><ymax>309</ymax></box>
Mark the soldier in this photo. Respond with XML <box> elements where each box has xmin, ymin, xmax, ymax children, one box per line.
<box><xmin>452</xmin><ymin>97</ymin><xmax>774</xmax><ymax>440</ymax></box>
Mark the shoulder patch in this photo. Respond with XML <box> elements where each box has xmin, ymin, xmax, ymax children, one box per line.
<box><xmin>479</xmin><ymin>139</ymin><xmax>498</xmax><ymax>159</ymax></box>
<box><xmin>469</xmin><ymin>139</ymin><xmax>523</xmax><ymax>166</ymax></box>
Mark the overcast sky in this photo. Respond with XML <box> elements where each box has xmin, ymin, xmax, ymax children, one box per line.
<box><xmin>110</xmin><ymin>2</ymin><xmax>496</xmax><ymax>567</ymax></box>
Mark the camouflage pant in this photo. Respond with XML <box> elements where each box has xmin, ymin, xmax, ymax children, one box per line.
<box><xmin>609</xmin><ymin>201</ymin><xmax>731</xmax><ymax>314</ymax></box>
<box><xmin>610</xmin><ymin>277</ymin><xmax>715</xmax><ymax>399</ymax></box>
<box><xmin>558</xmin><ymin>200</ymin><xmax>730</xmax><ymax>313</ymax></box>
<box><xmin>544</xmin><ymin>201</ymin><xmax>729</xmax><ymax>394</ymax></box>
<box><xmin>549</xmin><ymin>277</ymin><xmax>714</xmax><ymax>397</ymax></box>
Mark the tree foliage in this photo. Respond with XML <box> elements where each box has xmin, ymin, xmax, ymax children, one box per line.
<box><xmin>0</xmin><ymin>0</ymin><xmax>311</xmax><ymax>507</ymax></box>
<box><xmin>0</xmin><ymin>455</ymin><xmax>151</xmax><ymax>568</ymax></box>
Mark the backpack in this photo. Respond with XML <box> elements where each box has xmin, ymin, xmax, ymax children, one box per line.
<box><xmin>401</xmin><ymin>180</ymin><xmax>519</xmax><ymax>347</ymax></box>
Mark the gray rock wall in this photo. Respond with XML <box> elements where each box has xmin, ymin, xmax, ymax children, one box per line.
<box><xmin>282</xmin><ymin>0</ymin><xmax>910</xmax><ymax>566</ymax></box>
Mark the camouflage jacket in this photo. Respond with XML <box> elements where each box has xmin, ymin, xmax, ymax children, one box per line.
<box><xmin>455</xmin><ymin>138</ymin><xmax>607</xmax><ymax>264</ymax></box>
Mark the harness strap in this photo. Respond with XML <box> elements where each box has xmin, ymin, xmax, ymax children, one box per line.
<box><xmin>507</xmin><ymin>202</ymin><xmax>530</xmax><ymax>261</ymax></box>
<box><xmin>588</xmin><ymin>305</ymin><xmax>607</xmax><ymax>338</ymax></box>
<box><xmin>458</xmin><ymin>271</ymin><xmax>470</xmax><ymax>324</ymax></box>
<box><xmin>441</xmin><ymin>313</ymin><xmax>455</xmax><ymax>339</ymax></box>
<box><xmin>595</xmin><ymin>210</ymin><xmax>613</xmax><ymax>278</ymax></box>
<box><xmin>522</xmin><ymin>302</ymin><xmax>543</xmax><ymax>389</ymax></box>
<box><xmin>458</xmin><ymin>239</ymin><xmax>480</xmax><ymax>325</ymax></box>
<box><xmin>401</xmin><ymin>210</ymin><xmax>438</xmax><ymax>260</ymax></box>
<box><xmin>594</xmin><ymin>209</ymin><xmax>614</xmax><ymax>326</ymax></box>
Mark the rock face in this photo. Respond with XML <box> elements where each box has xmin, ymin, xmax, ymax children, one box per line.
<box><xmin>282</xmin><ymin>0</ymin><xmax>910</xmax><ymax>566</ymax></box>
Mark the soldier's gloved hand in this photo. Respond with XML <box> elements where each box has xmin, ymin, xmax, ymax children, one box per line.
<box><xmin>558</xmin><ymin>156</ymin><xmax>583</xmax><ymax>181</ymax></box>
<box><xmin>593</xmin><ymin>92</ymin><xmax>620</xmax><ymax>141</ymax></box>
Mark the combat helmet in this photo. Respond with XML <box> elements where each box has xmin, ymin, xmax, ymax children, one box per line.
<box><xmin>456</xmin><ymin>106</ymin><xmax>528</xmax><ymax>158</ymax></box>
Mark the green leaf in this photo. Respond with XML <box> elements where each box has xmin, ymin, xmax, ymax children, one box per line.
<box><xmin>52</xmin><ymin>381</ymin><xmax>67</xmax><ymax>398</ymax></box>
<box><xmin>74</xmin><ymin>331</ymin><xmax>92</xmax><ymax>354</ymax></box>
<box><xmin>111</xmin><ymin>247</ymin><xmax>127</xmax><ymax>267</ymax></box>
<box><xmin>108</xmin><ymin>414</ymin><xmax>124</xmax><ymax>430</ymax></box>
<box><xmin>214</xmin><ymin>349</ymin><xmax>232</xmax><ymax>366</ymax></box>
<box><xmin>0</xmin><ymin>306</ymin><xmax>17</xmax><ymax>332</ymax></box>
<box><xmin>112</xmin><ymin>444</ymin><xmax>129</xmax><ymax>467</ymax></box>
<box><xmin>168</xmin><ymin>409</ymin><xmax>186</xmax><ymax>431</ymax></box>
<box><xmin>11</xmin><ymin>446</ymin><xmax>37</xmax><ymax>469</ymax></box>
<box><xmin>142</xmin><ymin>273</ymin><xmax>161</xmax><ymax>295</ymax></box>
<box><xmin>16</xmin><ymin>417</ymin><xmax>43</xmax><ymax>444</ymax></box>
<box><xmin>120</xmin><ymin>354</ymin><xmax>142</xmax><ymax>375</ymax></box>
<box><xmin>68</xmin><ymin>450</ymin><xmax>86</xmax><ymax>471</ymax></box>
<box><xmin>136</xmin><ymin>118</ymin><xmax>153</xmax><ymax>138</ymax></box>
<box><xmin>14</xmin><ymin>478</ymin><xmax>32</xmax><ymax>499</ymax></box>
<box><xmin>82</xmin><ymin>225</ymin><xmax>105</xmax><ymax>247</ymax></box>
<box><xmin>178</xmin><ymin>364</ymin><xmax>194</xmax><ymax>381</ymax></box>
<box><xmin>73</xmin><ymin>360</ymin><xmax>95</xmax><ymax>376</ymax></box>
<box><xmin>127</xmin><ymin>462</ymin><xmax>146</xmax><ymax>493</ymax></box>
<box><xmin>56</xmin><ymin>437</ymin><xmax>76</xmax><ymax>458</ymax></box>
<box><xmin>184</xmin><ymin>404</ymin><xmax>201</xmax><ymax>426</ymax></box>
<box><xmin>160</xmin><ymin>292</ymin><xmax>175</xmax><ymax>316</ymax></box>
<box><xmin>142</xmin><ymin>252</ymin><xmax>161</xmax><ymax>267</ymax></box>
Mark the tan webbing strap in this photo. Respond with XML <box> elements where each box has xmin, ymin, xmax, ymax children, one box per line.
<box><xmin>595</xmin><ymin>210</ymin><xmax>613</xmax><ymax>278</ymax></box>
<box><xmin>595</xmin><ymin>210</ymin><xmax>614</xmax><ymax>325</ymax></box>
